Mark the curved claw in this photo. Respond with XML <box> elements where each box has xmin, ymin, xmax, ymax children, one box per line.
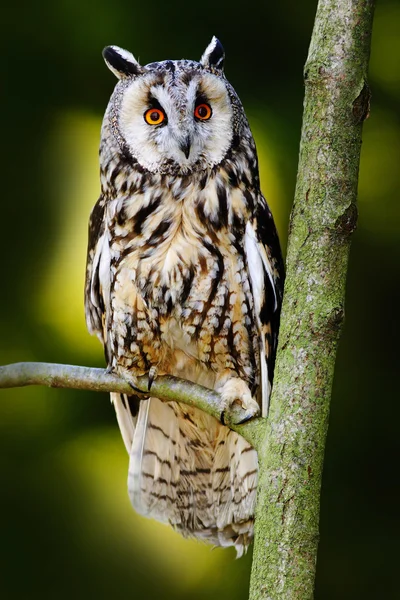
<box><xmin>221</xmin><ymin>406</ymin><xmax>257</xmax><ymax>426</ymax></box>
<box><xmin>237</xmin><ymin>412</ymin><xmax>255</xmax><ymax>425</ymax></box>
<box><xmin>129</xmin><ymin>382</ymin><xmax>148</xmax><ymax>396</ymax></box>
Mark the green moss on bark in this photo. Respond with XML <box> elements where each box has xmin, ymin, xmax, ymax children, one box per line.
<box><xmin>245</xmin><ymin>1</ymin><xmax>376</xmax><ymax>598</ymax></box>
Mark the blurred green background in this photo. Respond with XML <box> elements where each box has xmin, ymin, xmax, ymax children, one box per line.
<box><xmin>1</xmin><ymin>1</ymin><xmax>399</xmax><ymax>598</ymax></box>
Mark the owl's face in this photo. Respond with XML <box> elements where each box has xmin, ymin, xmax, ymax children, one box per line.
<box><xmin>104</xmin><ymin>39</ymin><xmax>238</xmax><ymax>174</ymax></box>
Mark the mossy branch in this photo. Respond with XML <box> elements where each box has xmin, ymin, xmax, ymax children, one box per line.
<box><xmin>0</xmin><ymin>362</ymin><xmax>263</xmax><ymax>448</ymax></box>
<box><xmin>246</xmin><ymin>0</ymin><xmax>376</xmax><ymax>598</ymax></box>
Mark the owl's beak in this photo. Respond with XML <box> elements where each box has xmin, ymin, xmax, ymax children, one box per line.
<box><xmin>179</xmin><ymin>136</ymin><xmax>191</xmax><ymax>159</ymax></box>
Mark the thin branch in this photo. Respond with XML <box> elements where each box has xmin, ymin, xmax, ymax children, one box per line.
<box><xmin>0</xmin><ymin>362</ymin><xmax>263</xmax><ymax>448</ymax></box>
<box><xmin>247</xmin><ymin>1</ymin><xmax>376</xmax><ymax>598</ymax></box>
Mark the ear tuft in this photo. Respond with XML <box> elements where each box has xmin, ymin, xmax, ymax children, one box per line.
<box><xmin>200</xmin><ymin>36</ymin><xmax>225</xmax><ymax>71</ymax></box>
<box><xmin>103</xmin><ymin>46</ymin><xmax>143</xmax><ymax>79</ymax></box>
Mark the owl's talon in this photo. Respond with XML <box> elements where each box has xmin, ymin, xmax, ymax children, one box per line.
<box><xmin>220</xmin><ymin>410</ymin><xmax>226</xmax><ymax>426</ymax></box>
<box><xmin>120</xmin><ymin>372</ymin><xmax>149</xmax><ymax>397</ymax></box>
<box><xmin>237</xmin><ymin>413</ymin><xmax>255</xmax><ymax>425</ymax></box>
<box><xmin>129</xmin><ymin>382</ymin><xmax>147</xmax><ymax>395</ymax></box>
<box><xmin>217</xmin><ymin>377</ymin><xmax>260</xmax><ymax>426</ymax></box>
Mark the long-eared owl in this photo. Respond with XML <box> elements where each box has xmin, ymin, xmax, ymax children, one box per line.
<box><xmin>85</xmin><ymin>37</ymin><xmax>284</xmax><ymax>556</ymax></box>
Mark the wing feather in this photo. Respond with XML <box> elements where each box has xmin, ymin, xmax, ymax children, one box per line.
<box><xmin>84</xmin><ymin>196</ymin><xmax>107</xmax><ymax>342</ymax></box>
<box><xmin>245</xmin><ymin>195</ymin><xmax>284</xmax><ymax>416</ymax></box>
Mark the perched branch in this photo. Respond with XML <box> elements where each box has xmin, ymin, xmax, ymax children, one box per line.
<box><xmin>247</xmin><ymin>1</ymin><xmax>375</xmax><ymax>599</ymax></box>
<box><xmin>0</xmin><ymin>362</ymin><xmax>263</xmax><ymax>448</ymax></box>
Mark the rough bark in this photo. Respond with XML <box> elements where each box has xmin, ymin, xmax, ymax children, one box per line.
<box><xmin>245</xmin><ymin>1</ymin><xmax>375</xmax><ymax>598</ymax></box>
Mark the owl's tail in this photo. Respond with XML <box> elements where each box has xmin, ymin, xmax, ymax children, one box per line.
<box><xmin>111</xmin><ymin>393</ymin><xmax>258</xmax><ymax>556</ymax></box>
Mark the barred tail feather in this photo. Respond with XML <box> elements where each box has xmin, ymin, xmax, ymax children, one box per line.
<box><xmin>128</xmin><ymin>398</ymin><xmax>182</xmax><ymax>524</ymax></box>
<box><xmin>119</xmin><ymin>396</ymin><xmax>258</xmax><ymax>556</ymax></box>
<box><xmin>111</xmin><ymin>392</ymin><xmax>138</xmax><ymax>453</ymax></box>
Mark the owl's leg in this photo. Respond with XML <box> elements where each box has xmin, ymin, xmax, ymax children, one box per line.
<box><xmin>215</xmin><ymin>372</ymin><xmax>260</xmax><ymax>425</ymax></box>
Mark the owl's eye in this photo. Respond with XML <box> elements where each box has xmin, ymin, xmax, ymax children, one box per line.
<box><xmin>194</xmin><ymin>103</ymin><xmax>212</xmax><ymax>121</ymax></box>
<box><xmin>144</xmin><ymin>108</ymin><xmax>166</xmax><ymax>125</ymax></box>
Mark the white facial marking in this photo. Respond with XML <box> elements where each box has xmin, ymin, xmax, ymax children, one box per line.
<box><xmin>117</xmin><ymin>68</ymin><xmax>233</xmax><ymax>173</ymax></box>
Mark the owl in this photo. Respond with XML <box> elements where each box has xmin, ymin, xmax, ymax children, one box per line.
<box><xmin>85</xmin><ymin>37</ymin><xmax>284</xmax><ymax>556</ymax></box>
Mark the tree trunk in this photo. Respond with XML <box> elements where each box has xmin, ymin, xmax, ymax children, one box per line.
<box><xmin>246</xmin><ymin>1</ymin><xmax>375</xmax><ymax>598</ymax></box>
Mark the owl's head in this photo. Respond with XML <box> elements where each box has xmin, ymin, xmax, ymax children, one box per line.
<box><xmin>103</xmin><ymin>38</ymin><xmax>247</xmax><ymax>175</ymax></box>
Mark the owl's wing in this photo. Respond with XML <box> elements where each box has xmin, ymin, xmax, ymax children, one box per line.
<box><xmin>245</xmin><ymin>195</ymin><xmax>284</xmax><ymax>416</ymax></box>
<box><xmin>84</xmin><ymin>196</ymin><xmax>108</xmax><ymax>344</ymax></box>
<box><xmin>84</xmin><ymin>196</ymin><xmax>140</xmax><ymax>450</ymax></box>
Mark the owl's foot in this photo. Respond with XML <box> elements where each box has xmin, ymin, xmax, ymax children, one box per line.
<box><xmin>117</xmin><ymin>370</ymin><xmax>150</xmax><ymax>398</ymax></box>
<box><xmin>116</xmin><ymin>366</ymin><xmax>160</xmax><ymax>395</ymax></box>
<box><xmin>217</xmin><ymin>377</ymin><xmax>260</xmax><ymax>425</ymax></box>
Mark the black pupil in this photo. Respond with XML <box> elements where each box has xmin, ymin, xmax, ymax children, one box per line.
<box><xmin>197</xmin><ymin>105</ymin><xmax>208</xmax><ymax>118</ymax></box>
<box><xmin>150</xmin><ymin>111</ymin><xmax>160</xmax><ymax>121</ymax></box>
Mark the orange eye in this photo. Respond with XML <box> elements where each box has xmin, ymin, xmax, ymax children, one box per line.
<box><xmin>194</xmin><ymin>103</ymin><xmax>212</xmax><ymax>121</ymax></box>
<box><xmin>144</xmin><ymin>108</ymin><xmax>165</xmax><ymax>125</ymax></box>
